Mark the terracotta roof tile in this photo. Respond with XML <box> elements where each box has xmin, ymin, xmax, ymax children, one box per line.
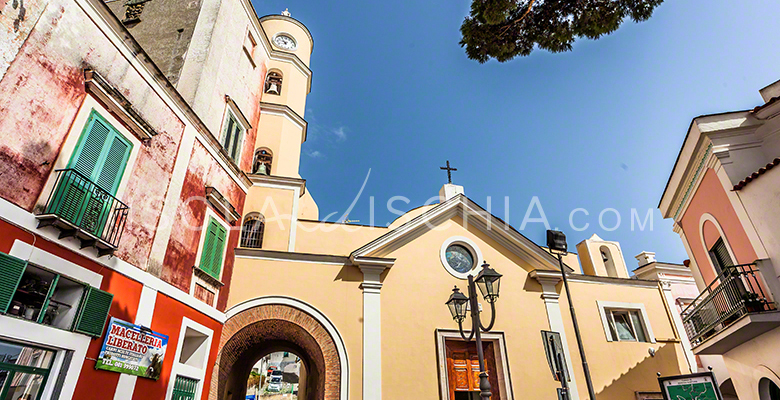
<box><xmin>733</xmin><ymin>158</ymin><xmax>780</xmax><ymax>190</ymax></box>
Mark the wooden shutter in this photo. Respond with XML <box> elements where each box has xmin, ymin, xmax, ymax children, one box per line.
<box><xmin>69</xmin><ymin>113</ymin><xmax>132</xmax><ymax>194</ymax></box>
<box><xmin>73</xmin><ymin>286</ymin><xmax>114</xmax><ymax>337</ymax></box>
<box><xmin>209</xmin><ymin>221</ymin><xmax>227</xmax><ymax>279</ymax></box>
<box><xmin>199</xmin><ymin>218</ymin><xmax>216</xmax><ymax>275</ymax></box>
<box><xmin>172</xmin><ymin>375</ymin><xmax>199</xmax><ymax>400</ymax></box>
<box><xmin>94</xmin><ymin>134</ymin><xmax>131</xmax><ymax>194</ymax></box>
<box><xmin>712</xmin><ymin>239</ymin><xmax>734</xmax><ymax>269</ymax></box>
<box><xmin>199</xmin><ymin>218</ymin><xmax>226</xmax><ymax>279</ymax></box>
<box><xmin>71</xmin><ymin>115</ymin><xmax>111</xmax><ymax>179</ymax></box>
<box><xmin>222</xmin><ymin>117</ymin><xmax>236</xmax><ymax>156</ymax></box>
<box><xmin>0</xmin><ymin>252</ymin><xmax>27</xmax><ymax>313</ymax></box>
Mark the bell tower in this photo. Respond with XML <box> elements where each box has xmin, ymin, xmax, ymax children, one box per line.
<box><xmin>241</xmin><ymin>10</ymin><xmax>318</xmax><ymax>253</ymax></box>
<box><xmin>254</xmin><ymin>9</ymin><xmax>314</xmax><ymax>179</ymax></box>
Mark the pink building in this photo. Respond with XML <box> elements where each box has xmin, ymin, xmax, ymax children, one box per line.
<box><xmin>660</xmin><ymin>79</ymin><xmax>780</xmax><ymax>400</ymax></box>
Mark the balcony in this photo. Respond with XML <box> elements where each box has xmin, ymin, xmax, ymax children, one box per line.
<box><xmin>36</xmin><ymin>169</ymin><xmax>129</xmax><ymax>257</ymax></box>
<box><xmin>681</xmin><ymin>263</ymin><xmax>780</xmax><ymax>354</ymax></box>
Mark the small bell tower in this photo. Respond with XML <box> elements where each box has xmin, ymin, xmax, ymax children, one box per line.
<box><xmin>254</xmin><ymin>9</ymin><xmax>314</xmax><ymax>179</ymax></box>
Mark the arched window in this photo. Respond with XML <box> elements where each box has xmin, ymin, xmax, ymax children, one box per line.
<box><xmin>253</xmin><ymin>148</ymin><xmax>272</xmax><ymax>175</ymax></box>
<box><xmin>264</xmin><ymin>71</ymin><xmax>282</xmax><ymax>95</ymax></box>
<box><xmin>759</xmin><ymin>378</ymin><xmax>780</xmax><ymax>400</ymax></box>
<box><xmin>241</xmin><ymin>213</ymin><xmax>264</xmax><ymax>248</ymax></box>
<box><xmin>601</xmin><ymin>246</ymin><xmax>618</xmax><ymax>278</ymax></box>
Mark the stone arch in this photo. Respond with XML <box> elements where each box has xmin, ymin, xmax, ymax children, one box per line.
<box><xmin>211</xmin><ymin>297</ymin><xmax>347</xmax><ymax>400</ymax></box>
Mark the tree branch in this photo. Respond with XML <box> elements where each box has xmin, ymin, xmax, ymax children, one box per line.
<box><xmin>499</xmin><ymin>0</ymin><xmax>536</xmax><ymax>37</ymax></box>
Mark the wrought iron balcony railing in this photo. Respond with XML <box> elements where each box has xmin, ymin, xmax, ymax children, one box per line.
<box><xmin>681</xmin><ymin>263</ymin><xmax>777</xmax><ymax>346</ymax></box>
<box><xmin>36</xmin><ymin>169</ymin><xmax>129</xmax><ymax>256</ymax></box>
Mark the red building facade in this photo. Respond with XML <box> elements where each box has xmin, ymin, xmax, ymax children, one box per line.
<box><xmin>0</xmin><ymin>0</ymin><xmax>274</xmax><ymax>395</ymax></box>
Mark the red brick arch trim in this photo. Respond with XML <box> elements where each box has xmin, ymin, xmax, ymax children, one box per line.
<box><xmin>209</xmin><ymin>303</ymin><xmax>342</xmax><ymax>400</ymax></box>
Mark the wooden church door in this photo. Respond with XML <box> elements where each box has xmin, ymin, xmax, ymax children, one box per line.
<box><xmin>445</xmin><ymin>340</ymin><xmax>501</xmax><ymax>400</ymax></box>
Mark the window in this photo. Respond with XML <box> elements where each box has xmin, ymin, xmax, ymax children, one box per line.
<box><xmin>252</xmin><ymin>148</ymin><xmax>272</xmax><ymax>175</ymax></box>
<box><xmin>0</xmin><ymin>340</ymin><xmax>55</xmax><ymax>400</ymax></box>
<box><xmin>440</xmin><ymin>237</ymin><xmax>483</xmax><ymax>279</ymax></box>
<box><xmin>264</xmin><ymin>71</ymin><xmax>282</xmax><ymax>95</ymax></box>
<box><xmin>606</xmin><ymin>309</ymin><xmax>648</xmax><ymax>342</ymax></box>
<box><xmin>198</xmin><ymin>217</ymin><xmax>227</xmax><ymax>280</ymax></box>
<box><xmin>166</xmin><ymin>318</ymin><xmax>212</xmax><ymax>400</ymax></box>
<box><xmin>240</xmin><ymin>213</ymin><xmax>264</xmax><ymax>249</ymax></box>
<box><xmin>0</xmin><ymin>251</ymin><xmax>113</xmax><ymax>337</ymax></box>
<box><xmin>49</xmin><ymin>111</ymin><xmax>132</xmax><ymax>236</ymax></box>
<box><xmin>708</xmin><ymin>238</ymin><xmax>733</xmax><ymax>276</ymax></box>
<box><xmin>171</xmin><ymin>375</ymin><xmax>199</xmax><ymax>400</ymax></box>
<box><xmin>220</xmin><ymin>111</ymin><xmax>244</xmax><ymax>162</ymax></box>
<box><xmin>597</xmin><ymin>301</ymin><xmax>655</xmax><ymax>343</ymax></box>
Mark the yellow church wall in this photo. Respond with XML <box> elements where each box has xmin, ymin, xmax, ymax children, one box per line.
<box><xmin>294</xmin><ymin>220</ymin><xmax>388</xmax><ymax>255</ymax></box>
<box><xmin>242</xmin><ymin>185</ymin><xmax>296</xmax><ymax>251</ymax></box>
<box><xmin>558</xmin><ymin>279</ymin><xmax>689</xmax><ymax>399</ymax></box>
<box><xmin>378</xmin><ymin>216</ymin><xmax>565</xmax><ymax>400</ymax></box>
<box><xmin>297</xmin><ymin>189</ymin><xmax>319</xmax><ymax>220</ymax></box>
<box><xmin>227</xmin><ymin>257</ymin><xmax>364</xmax><ymax>400</ymax></box>
<box><xmin>254</xmin><ymin>113</ymin><xmax>284</xmax><ymax>174</ymax></box>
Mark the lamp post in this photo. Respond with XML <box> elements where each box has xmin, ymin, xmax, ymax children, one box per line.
<box><xmin>445</xmin><ymin>262</ymin><xmax>502</xmax><ymax>400</ymax></box>
<box><xmin>546</xmin><ymin>230</ymin><xmax>598</xmax><ymax>400</ymax></box>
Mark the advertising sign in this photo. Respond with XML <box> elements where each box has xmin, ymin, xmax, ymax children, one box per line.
<box><xmin>96</xmin><ymin>317</ymin><xmax>169</xmax><ymax>380</ymax></box>
<box><xmin>658</xmin><ymin>371</ymin><xmax>723</xmax><ymax>400</ymax></box>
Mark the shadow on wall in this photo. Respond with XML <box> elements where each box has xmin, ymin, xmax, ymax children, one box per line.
<box><xmin>597</xmin><ymin>343</ymin><xmax>686</xmax><ymax>399</ymax></box>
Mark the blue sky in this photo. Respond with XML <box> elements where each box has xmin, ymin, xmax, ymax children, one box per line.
<box><xmin>254</xmin><ymin>0</ymin><xmax>780</xmax><ymax>269</ymax></box>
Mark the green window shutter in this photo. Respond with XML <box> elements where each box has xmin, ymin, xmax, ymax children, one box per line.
<box><xmin>198</xmin><ymin>218</ymin><xmax>226</xmax><ymax>279</ymax></box>
<box><xmin>209</xmin><ymin>221</ymin><xmax>227</xmax><ymax>279</ymax></box>
<box><xmin>70</xmin><ymin>114</ymin><xmax>111</xmax><ymax>179</ymax></box>
<box><xmin>0</xmin><ymin>252</ymin><xmax>27</xmax><ymax>313</ymax></box>
<box><xmin>199</xmin><ymin>218</ymin><xmax>217</xmax><ymax>275</ymax></box>
<box><xmin>94</xmin><ymin>134</ymin><xmax>132</xmax><ymax>194</ymax></box>
<box><xmin>73</xmin><ymin>286</ymin><xmax>114</xmax><ymax>337</ymax></box>
<box><xmin>172</xmin><ymin>376</ymin><xmax>199</xmax><ymax>400</ymax></box>
<box><xmin>68</xmin><ymin>113</ymin><xmax>132</xmax><ymax>195</ymax></box>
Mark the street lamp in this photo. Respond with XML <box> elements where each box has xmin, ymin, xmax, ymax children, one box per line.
<box><xmin>546</xmin><ymin>230</ymin><xmax>598</xmax><ymax>400</ymax></box>
<box><xmin>445</xmin><ymin>262</ymin><xmax>502</xmax><ymax>400</ymax></box>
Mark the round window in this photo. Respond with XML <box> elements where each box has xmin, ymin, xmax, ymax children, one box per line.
<box><xmin>445</xmin><ymin>244</ymin><xmax>475</xmax><ymax>273</ymax></box>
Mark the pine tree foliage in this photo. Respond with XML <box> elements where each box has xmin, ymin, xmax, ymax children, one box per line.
<box><xmin>460</xmin><ymin>0</ymin><xmax>664</xmax><ymax>62</ymax></box>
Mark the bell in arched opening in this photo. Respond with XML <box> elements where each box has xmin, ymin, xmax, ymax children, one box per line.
<box><xmin>265</xmin><ymin>71</ymin><xmax>282</xmax><ymax>95</ymax></box>
<box><xmin>253</xmin><ymin>148</ymin><xmax>273</xmax><ymax>175</ymax></box>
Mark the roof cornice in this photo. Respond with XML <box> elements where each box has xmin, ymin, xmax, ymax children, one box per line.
<box><xmin>350</xmin><ymin>195</ymin><xmax>564</xmax><ymax>272</ymax></box>
<box><xmin>259</xmin><ymin>102</ymin><xmax>308</xmax><ymax>143</ymax></box>
<box><xmin>247</xmin><ymin>173</ymin><xmax>306</xmax><ymax>195</ymax></box>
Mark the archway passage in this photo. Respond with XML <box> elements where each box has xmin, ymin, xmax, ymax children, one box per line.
<box><xmin>211</xmin><ymin>304</ymin><xmax>342</xmax><ymax>400</ymax></box>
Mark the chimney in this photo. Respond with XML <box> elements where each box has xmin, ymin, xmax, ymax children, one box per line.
<box><xmin>439</xmin><ymin>183</ymin><xmax>464</xmax><ymax>202</ymax></box>
<box><xmin>635</xmin><ymin>251</ymin><xmax>656</xmax><ymax>267</ymax></box>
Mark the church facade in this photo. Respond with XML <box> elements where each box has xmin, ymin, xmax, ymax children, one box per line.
<box><xmin>0</xmin><ymin>0</ymin><xmax>694</xmax><ymax>398</ymax></box>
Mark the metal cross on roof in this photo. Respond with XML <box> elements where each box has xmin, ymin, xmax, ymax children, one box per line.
<box><xmin>440</xmin><ymin>160</ymin><xmax>457</xmax><ymax>184</ymax></box>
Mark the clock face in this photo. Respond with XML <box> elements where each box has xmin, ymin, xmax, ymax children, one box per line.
<box><xmin>446</xmin><ymin>245</ymin><xmax>474</xmax><ymax>273</ymax></box>
<box><xmin>273</xmin><ymin>34</ymin><xmax>297</xmax><ymax>50</ymax></box>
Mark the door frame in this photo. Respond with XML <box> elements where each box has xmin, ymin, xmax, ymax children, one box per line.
<box><xmin>435</xmin><ymin>329</ymin><xmax>514</xmax><ymax>400</ymax></box>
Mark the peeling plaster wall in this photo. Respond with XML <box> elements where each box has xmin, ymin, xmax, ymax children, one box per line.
<box><xmin>0</xmin><ymin>0</ymin><xmax>49</xmax><ymax>80</ymax></box>
<box><xmin>162</xmin><ymin>140</ymin><xmax>244</xmax><ymax>308</ymax></box>
<box><xmin>0</xmin><ymin>0</ymin><xmax>186</xmax><ymax>221</ymax></box>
